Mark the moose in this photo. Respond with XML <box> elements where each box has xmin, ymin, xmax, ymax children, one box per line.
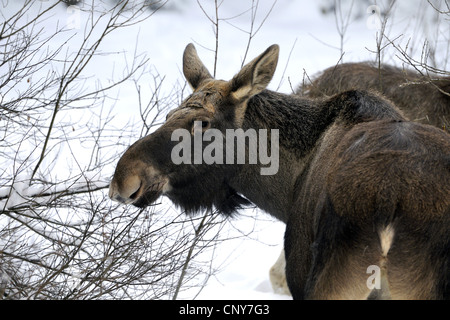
<box><xmin>298</xmin><ymin>62</ymin><xmax>450</xmax><ymax>129</ymax></box>
<box><xmin>109</xmin><ymin>44</ymin><xmax>450</xmax><ymax>299</ymax></box>
<box><xmin>270</xmin><ymin>61</ymin><xmax>450</xmax><ymax>297</ymax></box>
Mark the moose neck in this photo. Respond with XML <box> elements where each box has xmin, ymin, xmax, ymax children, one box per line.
<box><xmin>228</xmin><ymin>90</ymin><xmax>332</xmax><ymax>223</ymax></box>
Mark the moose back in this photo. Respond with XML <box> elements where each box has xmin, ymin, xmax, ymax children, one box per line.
<box><xmin>298</xmin><ymin>62</ymin><xmax>450</xmax><ymax>129</ymax></box>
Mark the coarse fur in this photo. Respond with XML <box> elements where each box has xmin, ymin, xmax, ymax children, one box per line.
<box><xmin>272</xmin><ymin>61</ymin><xmax>450</xmax><ymax>298</ymax></box>
<box><xmin>297</xmin><ymin>62</ymin><xmax>450</xmax><ymax>129</ymax></box>
<box><xmin>109</xmin><ymin>44</ymin><xmax>450</xmax><ymax>299</ymax></box>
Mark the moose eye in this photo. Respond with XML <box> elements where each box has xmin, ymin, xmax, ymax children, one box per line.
<box><xmin>201</xmin><ymin>120</ymin><xmax>210</xmax><ymax>129</ymax></box>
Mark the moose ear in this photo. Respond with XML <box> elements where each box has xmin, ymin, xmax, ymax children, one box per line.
<box><xmin>230</xmin><ymin>44</ymin><xmax>279</xmax><ymax>101</ymax></box>
<box><xmin>183</xmin><ymin>43</ymin><xmax>213</xmax><ymax>90</ymax></box>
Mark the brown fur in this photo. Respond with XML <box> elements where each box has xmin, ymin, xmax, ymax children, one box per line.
<box><xmin>110</xmin><ymin>45</ymin><xmax>450</xmax><ymax>299</ymax></box>
<box><xmin>298</xmin><ymin>62</ymin><xmax>450</xmax><ymax>129</ymax></box>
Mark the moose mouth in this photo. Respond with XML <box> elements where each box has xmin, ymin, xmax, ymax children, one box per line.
<box><xmin>131</xmin><ymin>178</ymin><xmax>169</xmax><ymax>208</ymax></box>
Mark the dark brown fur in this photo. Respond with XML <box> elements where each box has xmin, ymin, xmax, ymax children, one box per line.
<box><xmin>298</xmin><ymin>62</ymin><xmax>450</xmax><ymax>129</ymax></box>
<box><xmin>110</xmin><ymin>45</ymin><xmax>450</xmax><ymax>299</ymax></box>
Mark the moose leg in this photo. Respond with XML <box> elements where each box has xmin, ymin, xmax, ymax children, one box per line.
<box><xmin>269</xmin><ymin>249</ymin><xmax>291</xmax><ymax>295</ymax></box>
<box><xmin>284</xmin><ymin>217</ymin><xmax>314</xmax><ymax>299</ymax></box>
<box><xmin>304</xmin><ymin>241</ymin><xmax>377</xmax><ymax>300</ymax></box>
<box><xmin>304</xmin><ymin>198</ymin><xmax>379</xmax><ymax>300</ymax></box>
<box><xmin>384</xmin><ymin>219</ymin><xmax>449</xmax><ymax>300</ymax></box>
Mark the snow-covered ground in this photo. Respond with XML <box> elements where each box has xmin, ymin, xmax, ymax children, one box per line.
<box><xmin>1</xmin><ymin>0</ymin><xmax>448</xmax><ymax>300</ymax></box>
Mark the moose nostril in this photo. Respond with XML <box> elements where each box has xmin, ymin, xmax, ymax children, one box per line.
<box><xmin>120</xmin><ymin>176</ymin><xmax>142</xmax><ymax>203</ymax></box>
<box><xmin>129</xmin><ymin>183</ymin><xmax>142</xmax><ymax>200</ymax></box>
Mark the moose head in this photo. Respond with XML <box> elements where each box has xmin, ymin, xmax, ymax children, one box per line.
<box><xmin>109</xmin><ymin>44</ymin><xmax>280</xmax><ymax>215</ymax></box>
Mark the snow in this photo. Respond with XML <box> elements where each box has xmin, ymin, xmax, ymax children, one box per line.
<box><xmin>178</xmin><ymin>212</ymin><xmax>289</xmax><ymax>300</ymax></box>
<box><xmin>1</xmin><ymin>0</ymin><xmax>447</xmax><ymax>300</ymax></box>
